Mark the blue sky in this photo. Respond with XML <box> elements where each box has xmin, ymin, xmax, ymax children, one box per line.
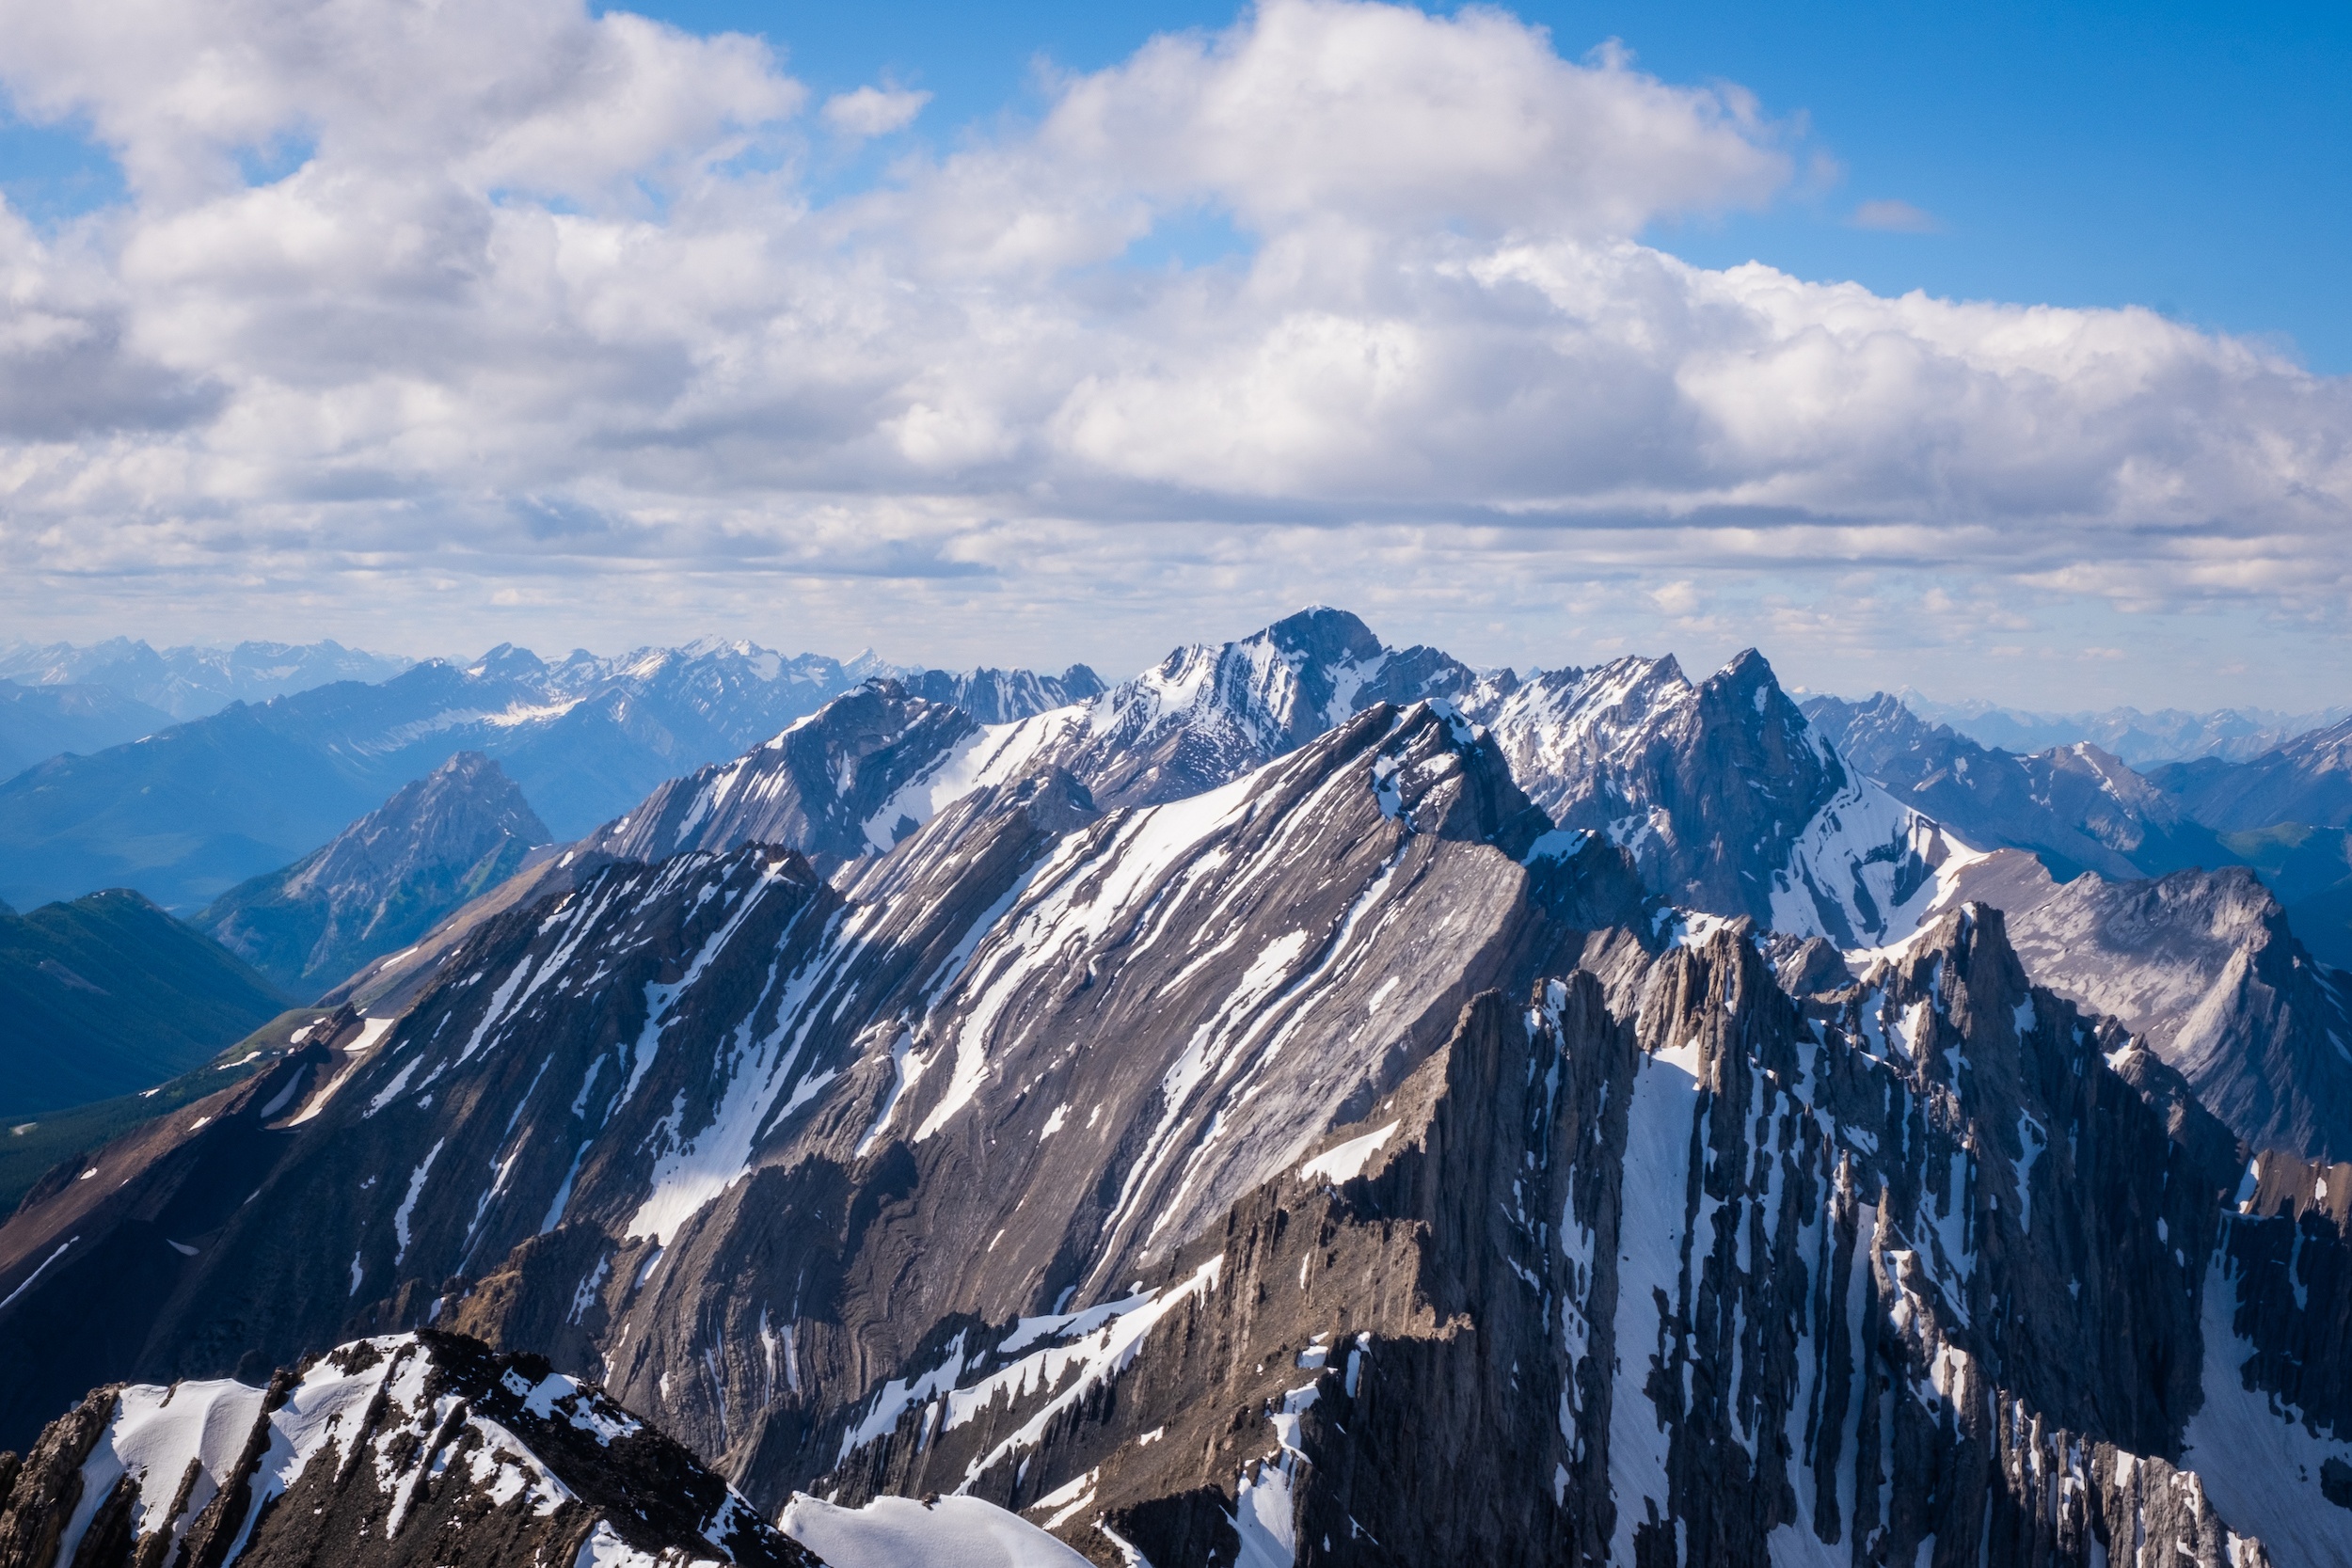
<box><xmin>630</xmin><ymin>0</ymin><xmax>2352</xmax><ymax>370</ymax></box>
<box><xmin>0</xmin><ymin>0</ymin><xmax>2347</xmax><ymax>705</ymax></box>
<box><xmin>8</xmin><ymin>3</ymin><xmax>2346</xmax><ymax>363</ymax></box>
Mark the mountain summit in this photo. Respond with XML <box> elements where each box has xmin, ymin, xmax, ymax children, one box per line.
<box><xmin>196</xmin><ymin>752</ymin><xmax>551</xmax><ymax>999</ymax></box>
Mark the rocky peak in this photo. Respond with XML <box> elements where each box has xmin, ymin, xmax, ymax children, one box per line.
<box><xmin>288</xmin><ymin>752</ymin><xmax>548</xmax><ymax>899</ymax></box>
<box><xmin>194</xmin><ymin>752</ymin><xmax>551</xmax><ymax>998</ymax></box>
<box><xmin>578</xmin><ymin>679</ymin><xmax>985</xmax><ymax>869</ymax></box>
<box><xmin>465</xmin><ymin>641</ymin><xmax>550</xmax><ymax>682</ymax></box>
<box><xmin>1473</xmin><ymin>645</ymin><xmax>1984</xmax><ymax>949</ymax></box>
<box><xmin>907</xmin><ymin>664</ymin><xmax>1104</xmax><ymax>724</ymax></box>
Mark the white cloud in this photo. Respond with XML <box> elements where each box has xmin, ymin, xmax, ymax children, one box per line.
<box><xmin>0</xmin><ymin>0</ymin><xmax>2345</xmax><ymax>703</ymax></box>
<box><xmin>822</xmin><ymin>85</ymin><xmax>930</xmax><ymax>139</ymax></box>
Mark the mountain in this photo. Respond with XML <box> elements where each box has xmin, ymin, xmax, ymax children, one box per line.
<box><xmin>0</xmin><ymin>1329</ymin><xmax>815</xmax><ymax>1568</ymax></box>
<box><xmin>0</xmin><ymin>641</ymin><xmax>1082</xmax><ymax>912</ymax></box>
<box><xmin>586</xmin><ymin>612</ymin><xmax>1963</xmax><ymax>953</ymax></box>
<box><xmin>0</xmin><ymin>682</ymin><xmax>172</xmax><ymax>779</ymax></box>
<box><xmin>193</xmin><ymin>752</ymin><xmax>552</xmax><ymax>1000</ymax></box>
<box><xmin>2150</xmin><ymin>716</ymin><xmax>2352</xmax><ymax>833</ymax></box>
<box><xmin>906</xmin><ymin>665</ymin><xmax>1106</xmax><ymax>725</ymax></box>
<box><xmin>2210</xmin><ymin>823</ymin><xmax>2352</xmax><ymax>971</ymax></box>
<box><xmin>1481</xmin><ymin>652</ymin><xmax>1978</xmax><ymax>947</ymax></box>
<box><xmin>1804</xmin><ymin>692</ymin><xmax>2238</xmax><ymax>882</ymax></box>
<box><xmin>0</xmin><ymin>638</ymin><xmax>414</xmax><ymax>721</ymax></box>
<box><xmin>1896</xmin><ymin>690</ymin><xmax>2351</xmax><ymax>766</ymax></box>
<box><xmin>1920</xmin><ymin>857</ymin><xmax>2352</xmax><ymax>1164</ymax></box>
<box><xmin>4</xmin><ymin>695</ymin><xmax>2344</xmax><ymax>1562</ymax></box>
<box><xmin>580</xmin><ymin>609</ymin><xmax>1489</xmax><ymax>869</ymax></box>
<box><xmin>0</xmin><ymin>889</ymin><xmax>292</xmax><ymax>1118</ymax></box>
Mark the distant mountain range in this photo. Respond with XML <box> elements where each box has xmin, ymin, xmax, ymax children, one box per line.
<box><xmin>0</xmin><ymin>637</ymin><xmax>414</xmax><ymax>721</ymax></box>
<box><xmin>1807</xmin><ymin>691</ymin><xmax>2352</xmax><ymax>971</ymax></box>
<box><xmin>0</xmin><ymin>641</ymin><xmax>1103</xmax><ymax>913</ymax></box>
<box><xmin>1893</xmin><ymin>688</ymin><xmax>2351</xmax><ymax>766</ymax></box>
<box><xmin>0</xmin><ymin>681</ymin><xmax>173</xmax><ymax>780</ymax></box>
<box><xmin>0</xmin><ymin>888</ymin><xmax>290</xmax><ymax>1117</ymax></box>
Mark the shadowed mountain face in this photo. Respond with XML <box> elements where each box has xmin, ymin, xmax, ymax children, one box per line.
<box><xmin>3</xmin><ymin>688</ymin><xmax>2348</xmax><ymax>1564</ymax></box>
<box><xmin>2150</xmin><ymin>718</ymin><xmax>2352</xmax><ymax>833</ymax></box>
<box><xmin>194</xmin><ymin>752</ymin><xmax>553</xmax><ymax>1001</ymax></box>
<box><xmin>0</xmin><ymin>889</ymin><xmax>289</xmax><ymax>1118</ymax></box>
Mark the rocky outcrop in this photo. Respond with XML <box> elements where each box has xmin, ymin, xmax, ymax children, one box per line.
<box><xmin>0</xmin><ymin>1331</ymin><xmax>813</xmax><ymax>1568</ymax></box>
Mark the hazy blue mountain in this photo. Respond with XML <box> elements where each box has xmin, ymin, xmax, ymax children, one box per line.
<box><xmin>0</xmin><ymin>680</ymin><xmax>173</xmax><ymax>777</ymax></box>
<box><xmin>0</xmin><ymin>637</ymin><xmax>414</xmax><ymax>721</ymax></box>
<box><xmin>2147</xmin><ymin>715</ymin><xmax>2352</xmax><ymax>833</ymax></box>
<box><xmin>0</xmin><ymin>640</ymin><xmax>1095</xmax><ymax>912</ymax></box>
<box><xmin>195</xmin><ymin>752</ymin><xmax>552</xmax><ymax>999</ymax></box>
<box><xmin>0</xmin><ymin>887</ymin><xmax>291</xmax><ymax>1117</ymax></box>
<box><xmin>1894</xmin><ymin>688</ymin><xmax>2349</xmax><ymax>766</ymax></box>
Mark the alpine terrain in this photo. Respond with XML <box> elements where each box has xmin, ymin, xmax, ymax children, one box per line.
<box><xmin>0</xmin><ymin>610</ymin><xmax>2345</xmax><ymax>1568</ymax></box>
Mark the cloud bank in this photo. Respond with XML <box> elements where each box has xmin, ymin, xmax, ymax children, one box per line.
<box><xmin>0</xmin><ymin>0</ymin><xmax>2345</xmax><ymax>697</ymax></box>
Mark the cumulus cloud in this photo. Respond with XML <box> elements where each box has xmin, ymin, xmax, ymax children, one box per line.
<box><xmin>0</xmin><ymin>0</ymin><xmax>2344</xmax><ymax>697</ymax></box>
<box><xmin>822</xmin><ymin>85</ymin><xmax>931</xmax><ymax>139</ymax></box>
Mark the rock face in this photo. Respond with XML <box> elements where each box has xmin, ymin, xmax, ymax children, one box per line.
<box><xmin>0</xmin><ymin>887</ymin><xmax>290</xmax><ymax>1118</ymax></box>
<box><xmin>195</xmin><ymin>752</ymin><xmax>552</xmax><ymax>1000</ymax></box>
<box><xmin>6</xmin><ymin>689</ymin><xmax>2350</xmax><ymax>1563</ymax></box>
<box><xmin>2152</xmin><ymin>716</ymin><xmax>2352</xmax><ymax>832</ymax></box>
<box><xmin>1483</xmin><ymin>653</ymin><xmax>1975</xmax><ymax>946</ymax></box>
<box><xmin>1970</xmin><ymin>863</ymin><xmax>2352</xmax><ymax>1164</ymax></box>
<box><xmin>0</xmin><ymin>1330</ymin><xmax>812</xmax><ymax>1568</ymax></box>
<box><xmin>906</xmin><ymin>666</ymin><xmax>1106</xmax><ymax>726</ymax></box>
<box><xmin>1805</xmin><ymin>692</ymin><xmax>2235</xmax><ymax>882</ymax></box>
<box><xmin>812</xmin><ymin>911</ymin><xmax>2312</xmax><ymax>1567</ymax></box>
